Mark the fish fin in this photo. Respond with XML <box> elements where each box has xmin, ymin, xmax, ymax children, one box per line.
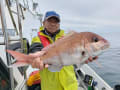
<box><xmin>48</xmin><ymin>65</ymin><xmax>63</xmax><ymax>72</ymax></box>
<box><xmin>67</xmin><ymin>30</ymin><xmax>76</xmax><ymax>35</ymax></box>
<box><xmin>6</xmin><ymin>49</ymin><xmax>33</xmax><ymax>63</ymax></box>
<box><xmin>95</xmin><ymin>60</ymin><xmax>102</xmax><ymax>68</ymax></box>
<box><xmin>64</xmin><ymin>31</ymin><xmax>76</xmax><ymax>38</ymax></box>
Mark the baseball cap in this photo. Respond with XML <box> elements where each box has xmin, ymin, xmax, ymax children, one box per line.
<box><xmin>44</xmin><ymin>11</ymin><xmax>60</xmax><ymax>22</ymax></box>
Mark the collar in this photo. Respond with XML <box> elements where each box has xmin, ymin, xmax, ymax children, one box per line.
<box><xmin>44</xmin><ymin>28</ymin><xmax>60</xmax><ymax>37</ymax></box>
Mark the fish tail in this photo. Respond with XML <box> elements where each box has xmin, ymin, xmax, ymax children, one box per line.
<box><xmin>6</xmin><ymin>49</ymin><xmax>33</xmax><ymax>64</ymax></box>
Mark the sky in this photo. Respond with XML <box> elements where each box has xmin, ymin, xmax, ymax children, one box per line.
<box><xmin>1</xmin><ymin>0</ymin><xmax>120</xmax><ymax>37</ymax></box>
<box><xmin>33</xmin><ymin>0</ymin><xmax>120</xmax><ymax>33</ymax></box>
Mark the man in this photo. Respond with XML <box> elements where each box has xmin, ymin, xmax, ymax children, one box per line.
<box><xmin>29</xmin><ymin>11</ymin><xmax>97</xmax><ymax>90</ymax></box>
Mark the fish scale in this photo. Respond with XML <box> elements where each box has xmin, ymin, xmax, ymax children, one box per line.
<box><xmin>6</xmin><ymin>31</ymin><xmax>110</xmax><ymax>72</ymax></box>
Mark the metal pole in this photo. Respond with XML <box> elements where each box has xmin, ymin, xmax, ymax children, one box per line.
<box><xmin>19</xmin><ymin>4</ymin><xmax>25</xmax><ymax>19</ymax></box>
<box><xmin>26</xmin><ymin>0</ymin><xmax>29</xmax><ymax>9</ymax></box>
<box><xmin>37</xmin><ymin>13</ymin><xmax>43</xmax><ymax>27</ymax></box>
<box><xmin>16</xmin><ymin>0</ymin><xmax>24</xmax><ymax>51</ymax></box>
<box><xmin>0</xmin><ymin>0</ymin><xmax>14</xmax><ymax>90</ymax></box>
<box><xmin>16</xmin><ymin>0</ymin><xmax>27</xmax><ymax>79</ymax></box>
<box><xmin>5</xmin><ymin>0</ymin><xmax>19</xmax><ymax>35</ymax></box>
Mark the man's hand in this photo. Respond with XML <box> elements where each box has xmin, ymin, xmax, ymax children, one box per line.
<box><xmin>85</xmin><ymin>56</ymin><xmax>98</xmax><ymax>64</ymax></box>
<box><xmin>29</xmin><ymin>51</ymin><xmax>49</xmax><ymax>70</ymax></box>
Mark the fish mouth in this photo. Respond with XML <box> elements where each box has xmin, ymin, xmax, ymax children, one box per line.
<box><xmin>101</xmin><ymin>41</ymin><xmax>110</xmax><ymax>50</ymax></box>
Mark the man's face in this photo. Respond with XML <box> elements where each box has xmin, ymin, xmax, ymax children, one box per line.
<box><xmin>43</xmin><ymin>17</ymin><xmax>60</xmax><ymax>34</ymax></box>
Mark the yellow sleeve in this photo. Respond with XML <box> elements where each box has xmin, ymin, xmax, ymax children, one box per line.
<box><xmin>31</xmin><ymin>36</ymin><xmax>41</xmax><ymax>44</ymax></box>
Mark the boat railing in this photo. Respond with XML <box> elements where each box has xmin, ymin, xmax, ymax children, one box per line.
<box><xmin>0</xmin><ymin>0</ymin><xmax>31</xmax><ymax>89</ymax></box>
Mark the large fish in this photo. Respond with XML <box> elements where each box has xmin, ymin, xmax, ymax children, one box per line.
<box><xmin>7</xmin><ymin>31</ymin><xmax>110</xmax><ymax>72</ymax></box>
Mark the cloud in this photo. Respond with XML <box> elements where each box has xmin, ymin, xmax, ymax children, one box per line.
<box><xmin>36</xmin><ymin>0</ymin><xmax>120</xmax><ymax>32</ymax></box>
<box><xmin>61</xmin><ymin>16</ymin><xmax>120</xmax><ymax>31</ymax></box>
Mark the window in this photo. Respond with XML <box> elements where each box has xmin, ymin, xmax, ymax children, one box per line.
<box><xmin>0</xmin><ymin>29</ymin><xmax>16</xmax><ymax>36</ymax></box>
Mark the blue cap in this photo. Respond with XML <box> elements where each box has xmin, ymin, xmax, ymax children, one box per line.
<box><xmin>44</xmin><ymin>11</ymin><xmax>60</xmax><ymax>22</ymax></box>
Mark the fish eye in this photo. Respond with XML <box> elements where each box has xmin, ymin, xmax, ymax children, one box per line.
<box><xmin>92</xmin><ymin>37</ymin><xmax>99</xmax><ymax>42</ymax></box>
